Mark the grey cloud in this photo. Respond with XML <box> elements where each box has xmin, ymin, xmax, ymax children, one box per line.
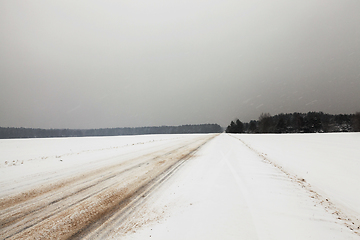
<box><xmin>1</xmin><ymin>0</ymin><xmax>359</xmax><ymax>128</ymax></box>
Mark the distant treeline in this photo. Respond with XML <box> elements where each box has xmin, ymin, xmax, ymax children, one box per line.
<box><xmin>226</xmin><ymin>112</ymin><xmax>360</xmax><ymax>134</ymax></box>
<box><xmin>0</xmin><ymin>124</ymin><xmax>222</xmax><ymax>139</ymax></box>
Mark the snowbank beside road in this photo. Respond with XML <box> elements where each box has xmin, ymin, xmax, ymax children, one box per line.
<box><xmin>234</xmin><ymin>133</ymin><xmax>360</xmax><ymax>219</ymax></box>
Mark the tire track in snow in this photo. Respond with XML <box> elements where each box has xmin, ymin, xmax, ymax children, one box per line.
<box><xmin>230</xmin><ymin>134</ymin><xmax>360</xmax><ymax>237</ymax></box>
<box><xmin>72</xmin><ymin>138</ymin><xmax>212</xmax><ymax>240</ymax></box>
<box><xmin>1</xmin><ymin>145</ymin><xmax>180</xmax><ymax>232</ymax></box>
<box><xmin>0</xmin><ymin>142</ymin><xmax>181</xmax><ymax>210</ymax></box>
<box><xmin>221</xmin><ymin>148</ymin><xmax>269</xmax><ymax>240</ymax></box>
<box><xmin>0</xmin><ymin>135</ymin><xmax>215</xmax><ymax>239</ymax></box>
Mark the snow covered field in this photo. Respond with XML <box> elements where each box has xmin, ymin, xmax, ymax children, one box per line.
<box><xmin>0</xmin><ymin>133</ymin><xmax>359</xmax><ymax>239</ymax></box>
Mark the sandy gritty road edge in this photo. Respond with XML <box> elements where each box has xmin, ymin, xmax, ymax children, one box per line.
<box><xmin>1</xmin><ymin>134</ymin><xmax>216</xmax><ymax>239</ymax></box>
<box><xmin>1</xmin><ymin>144</ymin><xmax>190</xmax><ymax>234</ymax></box>
<box><xmin>230</xmin><ymin>134</ymin><xmax>360</xmax><ymax>236</ymax></box>
<box><xmin>0</xmin><ymin>137</ymin><xmax>190</xmax><ymax>211</ymax></box>
<box><xmin>70</xmin><ymin>135</ymin><xmax>216</xmax><ymax>240</ymax></box>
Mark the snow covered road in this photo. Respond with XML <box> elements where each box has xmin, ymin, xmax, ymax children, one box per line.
<box><xmin>120</xmin><ymin>133</ymin><xmax>360</xmax><ymax>240</ymax></box>
<box><xmin>0</xmin><ymin>134</ymin><xmax>215</xmax><ymax>239</ymax></box>
<box><xmin>1</xmin><ymin>133</ymin><xmax>359</xmax><ymax>239</ymax></box>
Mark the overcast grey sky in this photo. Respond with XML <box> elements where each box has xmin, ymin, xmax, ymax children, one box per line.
<box><xmin>1</xmin><ymin>0</ymin><xmax>359</xmax><ymax>129</ymax></box>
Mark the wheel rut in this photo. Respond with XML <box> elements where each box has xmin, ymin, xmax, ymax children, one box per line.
<box><xmin>0</xmin><ymin>135</ymin><xmax>215</xmax><ymax>239</ymax></box>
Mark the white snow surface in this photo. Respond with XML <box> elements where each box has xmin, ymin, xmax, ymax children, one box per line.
<box><xmin>1</xmin><ymin>133</ymin><xmax>359</xmax><ymax>239</ymax></box>
<box><xmin>0</xmin><ymin>134</ymin><xmax>191</xmax><ymax>196</ymax></box>
<box><xmin>235</xmin><ymin>133</ymin><xmax>360</xmax><ymax>219</ymax></box>
<box><xmin>118</xmin><ymin>133</ymin><xmax>360</xmax><ymax>240</ymax></box>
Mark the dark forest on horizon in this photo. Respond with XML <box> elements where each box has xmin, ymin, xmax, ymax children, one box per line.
<box><xmin>0</xmin><ymin>124</ymin><xmax>222</xmax><ymax>139</ymax></box>
<box><xmin>226</xmin><ymin>112</ymin><xmax>360</xmax><ymax>134</ymax></box>
<box><xmin>2</xmin><ymin>111</ymin><xmax>360</xmax><ymax>139</ymax></box>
